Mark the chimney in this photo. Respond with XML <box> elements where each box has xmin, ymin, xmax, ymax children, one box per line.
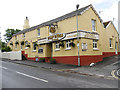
<box><xmin>23</xmin><ymin>16</ymin><xmax>30</xmax><ymax>29</ymax></box>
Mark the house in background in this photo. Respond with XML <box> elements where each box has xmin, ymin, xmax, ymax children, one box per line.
<box><xmin>7</xmin><ymin>4</ymin><xmax>120</xmax><ymax>66</ymax></box>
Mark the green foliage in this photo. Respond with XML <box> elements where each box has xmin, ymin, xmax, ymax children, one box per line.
<box><xmin>70</xmin><ymin>42</ymin><xmax>75</xmax><ymax>47</ymax></box>
<box><xmin>10</xmin><ymin>42</ymin><xmax>13</xmax><ymax>45</ymax></box>
<box><xmin>59</xmin><ymin>42</ymin><xmax>64</xmax><ymax>47</ymax></box>
<box><xmin>21</xmin><ymin>41</ymin><xmax>24</xmax><ymax>45</ymax></box>
<box><xmin>39</xmin><ymin>58</ymin><xmax>45</xmax><ymax>62</ymax></box>
<box><xmin>15</xmin><ymin>41</ymin><xmax>19</xmax><ymax>44</ymax></box>
<box><xmin>34</xmin><ymin>43</ymin><xmax>38</xmax><ymax>47</ymax></box>
<box><xmin>4</xmin><ymin>29</ymin><xmax>21</xmax><ymax>43</ymax></box>
<box><xmin>26</xmin><ymin>44</ymin><xmax>30</xmax><ymax>47</ymax></box>
<box><xmin>49</xmin><ymin>58</ymin><xmax>56</xmax><ymax>64</ymax></box>
<box><xmin>2</xmin><ymin>46</ymin><xmax>12</xmax><ymax>52</ymax></box>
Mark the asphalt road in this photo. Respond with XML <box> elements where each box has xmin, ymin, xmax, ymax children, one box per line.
<box><xmin>1</xmin><ymin>60</ymin><xmax>118</xmax><ymax>88</ymax></box>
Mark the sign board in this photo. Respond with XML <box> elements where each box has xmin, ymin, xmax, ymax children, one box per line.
<box><xmin>48</xmin><ymin>33</ymin><xmax>66</xmax><ymax>41</ymax></box>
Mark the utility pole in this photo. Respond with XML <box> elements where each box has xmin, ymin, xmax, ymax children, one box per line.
<box><xmin>76</xmin><ymin>4</ymin><xmax>80</xmax><ymax>66</ymax></box>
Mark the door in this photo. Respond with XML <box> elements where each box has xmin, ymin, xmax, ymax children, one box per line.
<box><xmin>115</xmin><ymin>42</ymin><xmax>118</xmax><ymax>55</ymax></box>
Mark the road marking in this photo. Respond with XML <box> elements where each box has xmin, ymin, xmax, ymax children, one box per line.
<box><xmin>16</xmin><ymin>71</ymin><xmax>48</xmax><ymax>83</ymax></box>
<box><xmin>0</xmin><ymin>66</ymin><xmax>8</xmax><ymax>70</ymax></box>
<box><xmin>111</xmin><ymin>70</ymin><xmax>120</xmax><ymax>80</ymax></box>
<box><xmin>117</xmin><ymin>69</ymin><xmax>120</xmax><ymax>76</ymax></box>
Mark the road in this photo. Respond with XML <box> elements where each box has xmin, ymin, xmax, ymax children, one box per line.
<box><xmin>1</xmin><ymin>60</ymin><xmax>118</xmax><ymax>88</ymax></box>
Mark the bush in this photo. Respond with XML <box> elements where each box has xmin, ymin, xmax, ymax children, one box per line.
<box><xmin>2</xmin><ymin>46</ymin><xmax>12</xmax><ymax>52</ymax></box>
<box><xmin>49</xmin><ymin>58</ymin><xmax>56</xmax><ymax>64</ymax></box>
<box><xmin>39</xmin><ymin>58</ymin><xmax>45</xmax><ymax>62</ymax></box>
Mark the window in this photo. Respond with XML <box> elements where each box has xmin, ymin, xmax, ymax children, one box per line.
<box><xmin>25</xmin><ymin>41</ymin><xmax>28</xmax><ymax>47</ymax></box>
<box><xmin>38</xmin><ymin>29</ymin><xmax>40</xmax><ymax>36</ymax></box>
<box><xmin>66</xmin><ymin>40</ymin><xmax>71</xmax><ymax>49</ymax></box>
<box><xmin>93</xmin><ymin>40</ymin><xmax>97</xmax><ymax>49</ymax></box>
<box><xmin>23</xmin><ymin>33</ymin><xmax>25</xmax><ymax>38</ymax></box>
<box><xmin>21</xmin><ymin>45</ymin><xmax>22</xmax><ymax>49</ymax></box>
<box><xmin>82</xmin><ymin>43</ymin><xmax>87</xmax><ymax>51</ymax></box>
<box><xmin>15</xmin><ymin>44</ymin><xmax>17</xmax><ymax>48</ymax></box>
<box><xmin>33</xmin><ymin>42</ymin><xmax>37</xmax><ymax>50</ymax></box>
<box><xmin>109</xmin><ymin>39</ymin><xmax>112</xmax><ymax>48</ymax></box>
<box><xmin>38</xmin><ymin>48</ymin><xmax>43</xmax><ymax>53</ymax></box>
<box><xmin>92</xmin><ymin>19</ymin><xmax>96</xmax><ymax>31</ymax></box>
<box><xmin>56</xmin><ymin>42</ymin><xmax>60</xmax><ymax>50</ymax></box>
<box><xmin>15</xmin><ymin>36</ymin><xmax>17</xmax><ymax>40</ymax></box>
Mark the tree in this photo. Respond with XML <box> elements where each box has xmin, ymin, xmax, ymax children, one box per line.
<box><xmin>4</xmin><ymin>29</ymin><xmax>21</xmax><ymax>43</ymax></box>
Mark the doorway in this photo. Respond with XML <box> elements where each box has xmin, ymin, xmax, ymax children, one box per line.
<box><xmin>115</xmin><ymin>42</ymin><xmax>118</xmax><ymax>55</ymax></box>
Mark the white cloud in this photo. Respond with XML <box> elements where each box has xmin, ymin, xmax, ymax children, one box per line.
<box><xmin>0</xmin><ymin>0</ymin><xmax>118</xmax><ymax>41</ymax></box>
<box><xmin>99</xmin><ymin>1</ymin><xmax>118</xmax><ymax>29</ymax></box>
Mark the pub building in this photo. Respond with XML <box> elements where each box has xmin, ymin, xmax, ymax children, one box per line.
<box><xmin>8</xmin><ymin>4</ymin><xmax>120</xmax><ymax>66</ymax></box>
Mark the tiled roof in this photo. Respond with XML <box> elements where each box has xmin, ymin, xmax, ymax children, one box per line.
<box><xmin>13</xmin><ymin>4</ymin><xmax>91</xmax><ymax>37</ymax></box>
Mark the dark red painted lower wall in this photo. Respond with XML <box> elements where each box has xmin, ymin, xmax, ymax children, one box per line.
<box><xmin>118</xmin><ymin>52</ymin><xmax>120</xmax><ymax>55</ymax></box>
<box><xmin>21</xmin><ymin>51</ymin><xmax>118</xmax><ymax>66</ymax></box>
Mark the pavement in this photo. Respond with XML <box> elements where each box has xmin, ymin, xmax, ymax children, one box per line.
<box><xmin>2</xmin><ymin>55</ymin><xmax>120</xmax><ymax>80</ymax></box>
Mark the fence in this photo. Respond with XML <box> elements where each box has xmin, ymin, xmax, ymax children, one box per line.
<box><xmin>2</xmin><ymin>51</ymin><xmax>22</xmax><ymax>60</ymax></box>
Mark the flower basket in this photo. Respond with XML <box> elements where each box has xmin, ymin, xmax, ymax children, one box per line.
<box><xmin>34</xmin><ymin>43</ymin><xmax>38</xmax><ymax>47</ymax></box>
<box><xmin>26</xmin><ymin>44</ymin><xmax>30</xmax><ymax>47</ymax></box>
<box><xmin>59</xmin><ymin>42</ymin><xmax>64</xmax><ymax>47</ymax></box>
<box><xmin>21</xmin><ymin>41</ymin><xmax>24</xmax><ymax>45</ymax></box>
<box><xmin>39</xmin><ymin>58</ymin><xmax>45</xmax><ymax>62</ymax></box>
<box><xmin>49</xmin><ymin>58</ymin><xmax>56</xmax><ymax>64</ymax></box>
<box><xmin>15</xmin><ymin>41</ymin><xmax>19</xmax><ymax>44</ymax></box>
<box><xmin>10</xmin><ymin>42</ymin><xmax>13</xmax><ymax>45</ymax></box>
<box><xmin>70</xmin><ymin>42</ymin><xmax>75</xmax><ymax>47</ymax></box>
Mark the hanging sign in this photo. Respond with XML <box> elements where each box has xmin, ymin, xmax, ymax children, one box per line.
<box><xmin>49</xmin><ymin>26</ymin><xmax>56</xmax><ymax>33</ymax></box>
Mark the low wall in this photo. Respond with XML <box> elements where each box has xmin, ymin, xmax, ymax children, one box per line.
<box><xmin>2</xmin><ymin>51</ymin><xmax>22</xmax><ymax>60</ymax></box>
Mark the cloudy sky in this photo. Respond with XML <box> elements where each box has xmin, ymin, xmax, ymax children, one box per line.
<box><xmin>0</xmin><ymin>0</ymin><xmax>119</xmax><ymax>41</ymax></box>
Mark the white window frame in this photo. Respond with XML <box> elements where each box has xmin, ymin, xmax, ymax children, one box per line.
<box><xmin>92</xmin><ymin>19</ymin><xmax>96</xmax><ymax>32</ymax></box>
<box><xmin>109</xmin><ymin>39</ymin><xmax>112</xmax><ymax>48</ymax></box>
<box><xmin>66</xmin><ymin>40</ymin><xmax>71</xmax><ymax>49</ymax></box>
<box><xmin>55</xmin><ymin>42</ymin><xmax>60</xmax><ymax>51</ymax></box>
<box><xmin>93</xmin><ymin>40</ymin><xmax>98</xmax><ymax>49</ymax></box>
<box><xmin>38</xmin><ymin>48</ymin><xmax>43</xmax><ymax>53</ymax></box>
<box><xmin>82</xmin><ymin>43</ymin><xmax>87</xmax><ymax>51</ymax></box>
<box><xmin>37</xmin><ymin>29</ymin><xmax>40</xmax><ymax>37</ymax></box>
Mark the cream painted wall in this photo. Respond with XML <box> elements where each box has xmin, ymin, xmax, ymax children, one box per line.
<box><xmin>7</xmin><ymin>6</ymin><xmax>119</xmax><ymax>58</ymax></box>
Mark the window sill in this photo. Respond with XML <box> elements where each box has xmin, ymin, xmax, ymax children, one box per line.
<box><xmin>65</xmin><ymin>48</ymin><xmax>71</xmax><ymax>51</ymax></box>
<box><xmin>55</xmin><ymin>49</ymin><xmax>60</xmax><ymax>51</ymax></box>
<box><xmin>37</xmin><ymin>36</ymin><xmax>40</xmax><ymax>38</ymax></box>
<box><xmin>110</xmin><ymin>47</ymin><xmax>113</xmax><ymax>49</ymax></box>
<box><xmin>93</xmin><ymin>48</ymin><xmax>99</xmax><ymax>51</ymax></box>
<box><xmin>32</xmin><ymin>50</ymin><xmax>37</xmax><ymax>52</ymax></box>
<box><xmin>92</xmin><ymin>30</ymin><xmax>96</xmax><ymax>32</ymax></box>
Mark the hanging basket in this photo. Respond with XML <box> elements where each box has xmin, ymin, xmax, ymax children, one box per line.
<box><xmin>21</xmin><ymin>41</ymin><xmax>24</xmax><ymax>45</ymax></box>
<box><xmin>70</xmin><ymin>42</ymin><xmax>75</xmax><ymax>47</ymax></box>
<box><xmin>26</xmin><ymin>44</ymin><xmax>30</xmax><ymax>47</ymax></box>
<box><xmin>15</xmin><ymin>41</ymin><xmax>19</xmax><ymax>44</ymax></box>
<box><xmin>59</xmin><ymin>42</ymin><xmax>64</xmax><ymax>47</ymax></box>
<box><xmin>10</xmin><ymin>42</ymin><xmax>13</xmax><ymax>45</ymax></box>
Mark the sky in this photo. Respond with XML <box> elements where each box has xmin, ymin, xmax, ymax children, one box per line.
<box><xmin>0</xmin><ymin>0</ymin><xmax>119</xmax><ymax>41</ymax></box>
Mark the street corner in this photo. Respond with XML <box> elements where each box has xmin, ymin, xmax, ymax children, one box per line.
<box><xmin>111</xmin><ymin>68</ymin><xmax>120</xmax><ymax>80</ymax></box>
